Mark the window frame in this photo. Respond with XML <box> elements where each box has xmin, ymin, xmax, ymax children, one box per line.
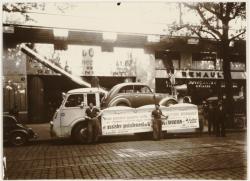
<box><xmin>64</xmin><ymin>94</ymin><xmax>84</xmax><ymax>108</ymax></box>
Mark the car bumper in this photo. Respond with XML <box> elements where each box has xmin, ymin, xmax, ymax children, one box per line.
<box><xmin>50</xmin><ymin>121</ymin><xmax>56</xmax><ymax>138</ymax></box>
<box><xmin>27</xmin><ymin>129</ymin><xmax>38</xmax><ymax>139</ymax></box>
<box><xmin>33</xmin><ymin>133</ymin><xmax>38</xmax><ymax>139</ymax></box>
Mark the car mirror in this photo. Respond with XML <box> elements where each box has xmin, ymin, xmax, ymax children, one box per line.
<box><xmin>79</xmin><ymin>102</ymin><xmax>84</xmax><ymax>109</ymax></box>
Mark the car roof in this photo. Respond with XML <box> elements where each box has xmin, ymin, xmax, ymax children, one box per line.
<box><xmin>114</xmin><ymin>82</ymin><xmax>149</xmax><ymax>88</ymax></box>
<box><xmin>67</xmin><ymin>88</ymin><xmax>107</xmax><ymax>94</ymax></box>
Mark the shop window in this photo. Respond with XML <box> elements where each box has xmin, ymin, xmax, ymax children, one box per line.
<box><xmin>3</xmin><ymin>81</ymin><xmax>27</xmax><ymax>112</ymax></box>
<box><xmin>172</xmin><ymin>59</ymin><xmax>180</xmax><ymax>69</ymax></box>
<box><xmin>192</xmin><ymin>53</ymin><xmax>216</xmax><ymax>70</ymax></box>
<box><xmin>230</xmin><ymin>62</ymin><xmax>246</xmax><ymax>71</ymax></box>
<box><xmin>155</xmin><ymin>51</ymin><xmax>180</xmax><ymax>71</ymax></box>
<box><xmin>65</xmin><ymin>94</ymin><xmax>83</xmax><ymax>107</ymax></box>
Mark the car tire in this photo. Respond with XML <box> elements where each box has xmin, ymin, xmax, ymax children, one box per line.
<box><xmin>73</xmin><ymin>124</ymin><xmax>88</xmax><ymax>144</ymax></box>
<box><xmin>10</xmin><ymin>132</ymin><xmax>27</xmax><ymax>146</ymax></box>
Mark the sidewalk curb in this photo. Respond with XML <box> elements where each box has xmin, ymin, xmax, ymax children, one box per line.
<box><xmin>31</xmin><ymin>129</ymin><xmax>246</xmax><ymax>142</ymax></box>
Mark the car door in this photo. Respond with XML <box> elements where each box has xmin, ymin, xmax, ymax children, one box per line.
<box><xmin>60</xmin><ymin>94</ymin><xmax>86</xmax><ymax>135</ymax></box>
<box><xmin>116</xmin><ymin>85</ymin><xmax>134</xmax><ymax>106</ymax></box>
<box><xmin>133</xmin><ymin>85</ymin><xmax>155</xmax><ymax>107</ymax></box>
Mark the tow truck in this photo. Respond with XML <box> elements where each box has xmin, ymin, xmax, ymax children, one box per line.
<box><xmin>50</xmin><ymin>88</ymin><xmax>199</xmax><ymax>143</ymax></box>
<box><xmin>20</xmin><ymin>44</ymin><xmax>199</xmax><ymax>143</ymax></box>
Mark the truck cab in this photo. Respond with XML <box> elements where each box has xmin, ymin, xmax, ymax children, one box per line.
<box><xmin>50</xmin><ymin>88</ymin><xmax>106</xmax><ymax>143</ymax></box>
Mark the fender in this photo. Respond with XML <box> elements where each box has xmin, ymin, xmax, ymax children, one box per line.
<box><xmin>108</xmin><ymin>97</ymin><xmax>132</xmax><ymax>107</ymax></box>
<box><xmin>159</xmin><ymin>97</ymin><xmax>178</xmax><ymax>106</ymax></box>
<box><xmin>10</xmin><ymin>129</ymin><xmax>29</xmax><ymax>136</ymax></box>
<box><xmin>70</xmin><ymin>118</ymin><xmax>88</xmax><ymax>136</ymax></box>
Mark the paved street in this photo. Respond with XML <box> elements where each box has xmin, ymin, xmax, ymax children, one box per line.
<box><xmin>4</xmin><ymin>132</ymin><xmax>247</xmax><ymax>180</ymax></box>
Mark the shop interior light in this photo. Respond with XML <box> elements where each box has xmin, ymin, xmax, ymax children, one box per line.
<box><xmin>229</xmin><ymin>41</ymin><xmax>235</xmax><ymax>47</ymax></box>
<box><xmin>53</xmin><ymin>29</ymin><xmax>68</xmax><ymax>39</ymax></box>
<box><xmin>3</xmin><ymin>26</ymin><xmax>14</xmax><ymax>33</ymax></box>
<box><xmin>147</xmin><ymin>35</ymin><xmax>160</xmax><ymax>43</ymax></box>
<box><xmin>102</xmin><ymin>32</ymin><xmax>117</xmax><ymax>42</ymax></box>
<box><xmin>187</xmin><ymin>38</ymin><xmax>199</xmax><ymax>44</ymax></box>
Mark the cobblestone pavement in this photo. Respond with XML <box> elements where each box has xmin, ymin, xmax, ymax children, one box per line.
<box><xmin>3</xmin><ymin>132</ymin><xmax>247</xmax><ymax>180</ymax></box>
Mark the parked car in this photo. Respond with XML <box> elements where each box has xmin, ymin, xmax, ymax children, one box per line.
<box><xmin>3</xmin><ymin>115</ymin><xmax>38</xmax><ymax>146</ymax></box>
<box><xmin>101</xmin><ymin>82</ymin><xmax>177</xmax><ymax>108</ymax></box>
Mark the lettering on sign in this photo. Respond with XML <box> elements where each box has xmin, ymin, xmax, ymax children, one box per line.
<box><xmin>181</xmin><ymin>71</ymin><xmax>223</xmax><ymax>79</ymax></box>
<box><xmin>101</xmin><ymin>105</ymin><xmax>199</xmax><ymax>135</ymax></box>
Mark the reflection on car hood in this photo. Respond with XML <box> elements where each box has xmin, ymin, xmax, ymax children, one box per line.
<box><xmin>16</xmin><ymin>123</ymin><xmax>28</xmax><ymax>129</ymax></box>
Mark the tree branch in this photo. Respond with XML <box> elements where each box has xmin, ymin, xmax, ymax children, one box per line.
<box><xmin>195</xmin><ymin>5</ymin><xmax>222</xmax><ymax>39</ymax></box>
<box><xmin>202</xmin><ymin>3</ymin><xmax>223</xmax><ymax>19</ymax></box>
<box><xmin>229</xmin><ymin>30</ymin><xmax>246</xmax><ymax>41</ymax></box>
<box><xmin>230</xmin><ymin>3</ymin><xmax>246</xmax><ymax>20</ymax></box>
<box><xmin>199</xmin><ymin>29</ymin><xmax>220</xmax><ymax>41</ymax></box>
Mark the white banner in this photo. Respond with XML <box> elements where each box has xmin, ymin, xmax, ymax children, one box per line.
<box><xmin>101</xmin><ymin>104</ymin><xmax>199</xmax><ymax>135</ymax></box>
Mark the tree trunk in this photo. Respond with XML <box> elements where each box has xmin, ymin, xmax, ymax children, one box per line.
<box><xmin>221</xmin><ymin>40</ymin><xmax>234</xmax><ymax>128</ymax></box>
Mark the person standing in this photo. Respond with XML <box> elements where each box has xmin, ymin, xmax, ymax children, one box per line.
<box><xmin>85</xmin><ymin>102</ymin><xmax>101</xmax><ymax>144</ymax></box>
<box><xmin>207</xmin><ymin>102</ymin><xmax>216</xmax><ymax>135</ymax></box>
<box><xmin>201</xmin><ymin>100</ymin><xmax>209</xmax><ymax>133</ymax></box>
<box><xmin>151</xmin><ymin>104</ymin><xmax>168</xmax><ymax>140</ymax></box>
<box><xmin>215</xmin><ymin>100</ymin><xmax>226</xmax><ymax>137</ymax></box>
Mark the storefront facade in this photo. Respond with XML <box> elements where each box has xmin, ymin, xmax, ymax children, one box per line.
<box><xmin>3</xmin><ymin>25</ymin><xmax>246</xmax><ymax>122</ymax></box>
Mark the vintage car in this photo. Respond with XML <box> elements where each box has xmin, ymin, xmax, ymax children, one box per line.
<box><xmin>101</xmin><ymin>82</ymin><xmax>178</xmax><ymax>108</ymax></box>
<box><xmin>3</xmin><ymin>115</ymin><xmax>38</xmax><ymax>146</ymax></box>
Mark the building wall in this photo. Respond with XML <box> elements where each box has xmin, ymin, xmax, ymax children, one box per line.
<box><xmin>2</xmin><ymin>45</ymin><xmax>28</xmax><ymax>122</ymax></box>
<box><xmin>135</xmin><ymin>48</ymin><xmax>156</xmax><ymax>90</ymax></box>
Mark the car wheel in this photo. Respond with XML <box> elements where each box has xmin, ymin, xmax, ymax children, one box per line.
<box><xmin>117</xmin><ymin>102</ymin><xmax>128</xmax><ymax>107</ymax></box>
<box><xmin>10</xmin><ymin>132</ymin><xmax>27</xmax><ymax>146</ymax></box>
<box><xmin>73</xmin><ymin>124</ymin><xmax>88</xmax><ymax>144</ymax></box>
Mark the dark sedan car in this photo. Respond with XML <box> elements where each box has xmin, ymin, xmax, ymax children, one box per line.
<box><xmin>3</xmin><ymin>115</ymin><xmax>38</xmax><ymax>146</ymax></box>
<box><xmin>101</xmin><ymin>82</ymin><xmax>177</xmax><ymax>108</ymax></box>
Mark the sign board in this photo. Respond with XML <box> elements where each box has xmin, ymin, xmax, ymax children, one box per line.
<box><xmin>155</xmin><ymin>69</ymin><xmax>246</xmax><ymax>80</ymax></box>
<box><xmin>101</xmin><ymin>104</ymin><xmax>199</xmax><ymax>135</ymax></box>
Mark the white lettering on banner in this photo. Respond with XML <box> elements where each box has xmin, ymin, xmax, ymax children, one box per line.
<box><xmin>101</xmin><ymin>104</ymin><xmax>199</xmax><ymax>135</ymax></box>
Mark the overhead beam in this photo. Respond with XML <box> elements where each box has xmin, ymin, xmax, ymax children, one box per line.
<box><xmin>20</xmin><ymin>44</ymin><xmax>91</xmax><ymax>88</ymax></box>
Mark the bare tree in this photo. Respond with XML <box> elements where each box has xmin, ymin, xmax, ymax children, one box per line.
<box><xmin>2</xmin><ymin>2</ymin><xmax>73</xmax><ymax>22</ymax></box>
<box><xmin>170</xmin><ymin>2</ymin><xmax>246</xmax><ymax>127</ymax></box>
